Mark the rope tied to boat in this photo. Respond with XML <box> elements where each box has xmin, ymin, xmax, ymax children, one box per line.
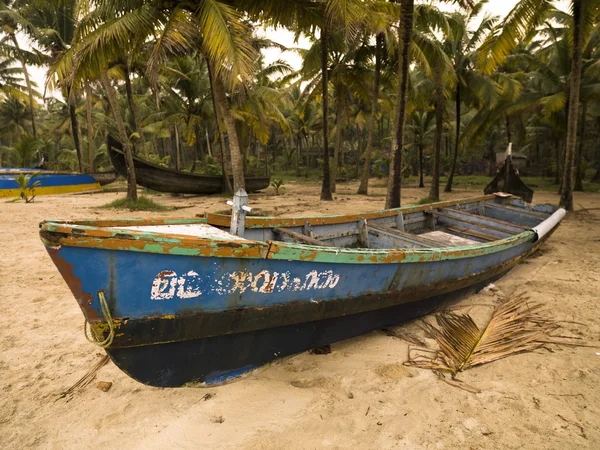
<box><xmin>84</xmin><ymin>291</ymin><xmax>114</xmax><ymax>348</ymax></box>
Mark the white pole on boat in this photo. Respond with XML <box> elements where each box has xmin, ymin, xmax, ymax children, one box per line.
<box><xmin>226</xmin><ymin>189</ymin><xmax>252</xmax><ymax>237</ymax></box>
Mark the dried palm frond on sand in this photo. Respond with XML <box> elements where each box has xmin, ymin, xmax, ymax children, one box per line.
<box><xmin>406</xmin><ymin>293</ymin><xmax>589</xmax><ymax>392</ymax></box>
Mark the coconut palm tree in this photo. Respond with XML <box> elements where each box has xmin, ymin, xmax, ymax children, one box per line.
<box><xmin>441</xmin><ymin>2</ymin><xmax>498</xmax><ymax>192</ymax></box>
<box><xmin>479</xmin><ymin>0</ymin><xmax>600</xmax><ymax>211</ymax></box>
<box><xmin>49</xmin><ymin>0</ymin><xmax>257</xmax><ymax>198</ymax></box>
<box><xmin>385</xmin><ymin>0</ymin><xmax>473</xmax><ymax>208</ymax></box>
<box><xmin>0</xmin><ymin>1</ymin><xmax>41</xmax><ymax>138</ymax></box>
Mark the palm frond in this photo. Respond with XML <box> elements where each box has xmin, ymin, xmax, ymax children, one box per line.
<box><xmin>407</xmin><ymin>294</ymin><xmax>571</xmax><ymax>376</ymax></box>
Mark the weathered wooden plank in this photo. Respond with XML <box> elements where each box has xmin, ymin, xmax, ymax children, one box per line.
<box><xmin>428</xmin><ymin>210</ymin><xmax>521</xmax><ymax>236</ymax></box>
<box><xmin>445</xmin><ymin>207</ymin><xmax>529</xmax><ymax>230</ymax></box>
<box><xmin>369</xmin><ymin>224</ymin><xmax>442</xmax><ymax>248</ymax></box>
<box><xmin>484</xmin><ymin>202</ymin><xmax>548</xmax><ymax>228</ymax></box>
<box><xmin>396</xmin><ymin>211</ymin><xmax>405</xmax><ymax>231</ymax></box>
<box><xmin>303</xmin><ymin>221</ymin><xmax>314</xmax><ymax>238</ymax></box>
<box><xmin>420</xmin><ymin>230</ymin><xmax>479</xmax><ymax>247</ymax></box>
<box><xmin>444</xmin><ymin>225</ymin><xmax>498</xmax><ymax>242</ymax></box>
<box><xmin>273</xmin><ymin>228</ymin><xmax>334</xmax><ymax>247</ymax></box>
<box><xmin>358</xmin><ymin>218</ymin><xmax>370</xmax><ymax>248</ymax></box>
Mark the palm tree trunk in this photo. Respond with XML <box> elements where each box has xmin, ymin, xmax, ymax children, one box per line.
<box><xmin>173</xmin><ymin>126</ymin><xmax>182</xmax><ymax>171</ymax></box>
<box><xmin>429</xmin><ymin>63</ymin><xmax>443</xmax><ymax>202</ymax></box>
<box><xmin>205</xmin><ymin>126</ymin><xmax>213</xmax><ymax>157</ymax></box>
<box><xmin>68</xmin><ymin>99</ymin><xmax>84</xmax><ymax>173</ymax></box>
<box><xmin>488</xmin><ymin>135</ymin><xmax>495</xmax><ymax>176</ymax></box>
<box><xmin>559</xmin><ymin>0</ymin><xmax>584</xmax><ymax>211</ymax></box>
<box><xmin>10</xmin><ymin>34</ymin><xmax>36</xmax><ymax>139</ymax></box>
<box><xmin>206</xmin><ymin>61</ymin><xmax>232</xmax><ymax>194</ymax></box>
<box><xmin>358</xmin><ymin>33</ymin><xmax>383</xmax><ymax>195</ymax></box>
<box><xmin>574</xmin><ymin>100</ymin><xmax>587</xmax><ymax>191</ymax></box>
<box><xmin>418</xmin><ymin>143</ymin><xmax>424</xmax><ymax>188</ymax></box>
<box><xmin>385</xmin><ymin>0</ymin><xmax>414</xmax><ymax>209</ymax></box>
<box><xmin>85</xmin><ymin>81</ymin><xmax>95</xmax><ymax>173</ymax></box>
<box><xmin>320</xmin><ymin>23</ymin><xmax>333</xmax><ymax>201</ymax></box>
<box><xmin>124</xmin><ymin>65</ymin><xmax>146</xmax><ymax>156</ymax></box>
<box><xmin>331</xmin><ymin>89</ymin><xmax>343</xmax><ymax>192</ymax></box>
<box><xmin>305</xmin><ymin>135</ymin><xmax>310</xmax><ymax>177</ymax></box>
<box><xmin>554</xmin><ymin>139</ymin><xmax>561</xmax><ymax>185</ymax></box>
<box><xmin>296</xmin><ymin>136</ymin><xmax>302</xmax><ymax>177</ymax></box>
<box><xmin>445</xmin><ymin>83</ymin><xmax>460</xmax><ymax>192</ymax></box>
<box><xmin>100</xmin><ymin>71</ymin><xmax>137</xmax><ymax>200</ymax></box>
<box><xmin>211</xmin><ymin>70</ymin><xmax>245</xmax><ymax>192</ymax></box>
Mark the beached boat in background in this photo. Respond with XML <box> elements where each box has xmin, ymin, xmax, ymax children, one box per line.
<box><xmin>90</xmin><ymin>170</ymin><xmax>120</xmax><ymax>186</ymax></box>
<box><xmin>485</xmin><ymin>143</ymin><xmax>534</xmax><ymax>202</ymax></box>
<box><xmin>0</xmin><ymin>169</ymin><xmax>101</xmax><ymax>198</ymax></box>
<box><xmin>40</xmin><ymin>193</ymin><xmax>565</xmax><ymax>387</ymax></box>
<box><xmin>107</xmin><ymin>136</ymin><xmax>270</xmax><ymax>194</ymax></box>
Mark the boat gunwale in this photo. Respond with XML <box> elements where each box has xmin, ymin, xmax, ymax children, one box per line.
<box><xmin>38</xmin><ymin>194</ymin><xmax>557</xmax><ymax>264</ymax></box>
<box><xmin>40</xmin><ymin>194</ymin><xmax>499</xmax><ymax>229</ymax></box>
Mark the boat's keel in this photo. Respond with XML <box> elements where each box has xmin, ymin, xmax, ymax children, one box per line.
<box><xmin>106</xmin><ymin>275</ymin><xmax>503</xmax><ymax>387</ymax></box>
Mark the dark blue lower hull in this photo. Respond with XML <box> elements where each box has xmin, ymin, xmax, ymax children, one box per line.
<box><xmin>107</xmin><ymin>273</ymin><xmax>505</xmax><ymax>387</ymax></box>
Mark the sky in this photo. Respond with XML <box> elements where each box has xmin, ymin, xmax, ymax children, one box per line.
<box><xmin>25</xmin><ymin>0</ymin><xmax>570</xmax><ymax>96</ymax></box>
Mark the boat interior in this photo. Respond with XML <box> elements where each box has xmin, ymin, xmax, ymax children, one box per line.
<box><xmin>100</xmin><ymin>195</ymin><xmax>556</xmax><ymax>250</ymax></box>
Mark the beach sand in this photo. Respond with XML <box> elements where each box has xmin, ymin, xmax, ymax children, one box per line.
<box><xmin>1</xmin><ymin>181</ymin><xmax>599</xmax><ymax>449</ymax></box>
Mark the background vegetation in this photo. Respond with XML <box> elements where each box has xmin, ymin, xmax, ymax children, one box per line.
<box><xmin>0</xmin><ymin>0</ymin><xmax>599</xmax><ymax>210</ymax></box>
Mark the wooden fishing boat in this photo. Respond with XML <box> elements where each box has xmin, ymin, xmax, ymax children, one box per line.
<box><xmin>485</xmin><ymin>144</ymin><xmax>534</xmax><ymax>202</ymax></box>
<box><xmin>107</xmin><ymin>136</ymin><xmax>270</xmax><ymax>194</ymax></box>
<box><xmin>90</xmin><ymin>170</ymin><xmax>120</xmax><ymax>186</ymax></box>
<box><xmin>0</xmin><ymin>170</ymin><xmax>101</xmax><ymax>198</ymax></box>
<box><xmin>40</xmin><ymin>193</ymin><xmax>565</xmax><ymax>387</ymax></box>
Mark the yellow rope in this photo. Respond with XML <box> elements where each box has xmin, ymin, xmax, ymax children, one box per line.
<box><xmin>84</xmin><ymin>291</ymin><xmax>115</xmax><ymax>348</ymax></box>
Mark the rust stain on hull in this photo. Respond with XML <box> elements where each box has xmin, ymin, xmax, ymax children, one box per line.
<box><xmin>45</xmin><ymin>247</ymin><xmax>97</xmax><ymax>320</ymax></box>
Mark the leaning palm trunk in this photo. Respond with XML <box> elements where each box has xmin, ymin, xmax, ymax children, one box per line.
<box><xmin>320</xmin><ymin>23</ymin><xmax>333</xmax><ymax>201</ymax></box>
<box><xmin>385</xmin><ymin>0</ymin><xmax>414</xmax><ymax>209</ymax></box>
<box><xmin>559</xmin><ymin>0</ymin><xmax>584</xmax><ymax>211</ymax></box>
<box><xmin>445</xmin><ymin>83</ymin><xmax>461</xmax><ymax>193</ymax></box>
<box><xmin>85</xmin><ymin>81</ymin><xmax>95</xmax><ymax>173</ymax></box>
<box><xmin>429</xmin><ymin>63</ymin><xmax>443</xmax><ymax>201</ymax></box>
<box><xmin>211</xmin><ymin>71</ymin><xmax>245</xmax><ymax>192</ymax></box>
<box><xmin>68</xmin><ymin>93</ymin><xmax>84</xmax><ymax>173</ymax></box>
<box><xmin>100</xmin><ymin>71</ymin><xmax>137</xmax><ymax>200</ymax></box>
<box><xmin>10</xmin><ymin>34</ymin><xmax>37</xmax><ymax>139</ymax></box>
<box><xmin>206</xmin><ymin>60</ymin><xmax>232</xmax><ymax>194</ymax></box>
<box><xmin>358</xmin><ymin>33</ymin><xmax>383</xmax><ymax>196</ymax></box>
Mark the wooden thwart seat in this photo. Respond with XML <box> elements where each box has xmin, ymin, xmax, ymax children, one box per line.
<box><xmin>446</xmin><ymin>207</ymin><xmax>529</xmax><ymax>230</ymax></box>
<box><xmin>427</xmin><ymin>209</ymin><xmax>522</xmax><ymax>236</ymax></box>
<box><xmin>484</xmin><ymin>202</ymin><xmax>549</xmax><ymax>219</ymax></box>
<box><xmin>444</xmin><ymin>225</ymin><xmax>498</xmax><ymax>242</ymax></box>
<box><xmin>369</xmin><ymin>224</ymin><xmax>442</xmax><ymax>248</ymax></box>
<box><xmin>273</xmin><ymin>227</ymin><xmax>334</xmax><ymax>247</ymax></box>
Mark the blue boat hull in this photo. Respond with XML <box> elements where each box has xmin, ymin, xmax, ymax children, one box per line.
<box><xmin>108</xmin><ymin>275</ymin><xmax>503</xmax><ymax>387</ymax></box>
<box><xmin>40</xmin><ymin>195</ymin><xmax>564</xmax><ymax>387</ymax></box>
<box><xmin>44</xmin><ymin>232</ymin><xmax>546</xmax><ymax>387</ymax></box>
<box><xmin>0</xmin><ymin>171</ymin><xmax>100</xmax><ymax>198</ymax></box>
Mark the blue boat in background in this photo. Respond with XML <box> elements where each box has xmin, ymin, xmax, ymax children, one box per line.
<box><xmin>39</xmin><ymin>193</ymin><xmax>565</xmax><ymax>387</ymax></box>
<box><xmin>0</xmin><ymin>169</ymin><xmax>101</xmax><ymax>198</ymax></box>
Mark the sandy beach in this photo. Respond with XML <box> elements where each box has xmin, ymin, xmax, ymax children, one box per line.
<box><xmin>1</xmin><ymin>181</ymin><xmax>599</xmax><ymax>449</ymax></box>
